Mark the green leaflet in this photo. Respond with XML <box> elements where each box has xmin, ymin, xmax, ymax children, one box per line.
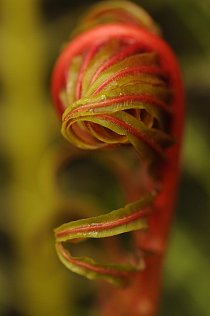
<box><xmin>56</xmin><ymin>242</ymin><xmax>142</xmax><ymax>286</ymax></box>
<box><xmin>76</xmin><ymin>1</ymin><xmax>160</xmax><ymax>36</ymax></box>
<box><xmin>82</xmin><ymin>40</ymin><xmax>121</xmax><ymax>94</ymax></box>
<box><xmin>55</xmin><ymin>192</ymin><xmax>155</xmax><ymax>285</ymax></box>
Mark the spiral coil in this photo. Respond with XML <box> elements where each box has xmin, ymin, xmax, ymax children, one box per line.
<box><xmin>61</xmin><ymin>40</ymin><xmax>173</xmax><ymax>162</ymax></box>
<box><xmin>52</xmin><ymin>1</ymin><xmax>178</xmax><ymax>285</ymax></box>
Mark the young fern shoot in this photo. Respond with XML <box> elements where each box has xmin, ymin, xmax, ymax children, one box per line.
<box><xmin>51</xmin><ymin>1</ymin><xmax>184</xmax><ymax>314</ymax></box>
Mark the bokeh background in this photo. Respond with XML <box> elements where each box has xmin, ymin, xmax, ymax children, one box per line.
<box><xmin>0</xmin><ymin>0</ymin><xmax>210</xmax><ymax>315</ymax></box>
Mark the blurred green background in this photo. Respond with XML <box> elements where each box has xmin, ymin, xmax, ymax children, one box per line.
<box><xmin>0</xmin><ymin>0</ymin><xmax>210</xmax><ymax>315</ymax></box>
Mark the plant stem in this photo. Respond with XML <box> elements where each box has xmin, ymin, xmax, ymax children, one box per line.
<box><xmin>1</xmin><ymin>0</ymin><xmax>71</xmax><ymax>314</ymax></box>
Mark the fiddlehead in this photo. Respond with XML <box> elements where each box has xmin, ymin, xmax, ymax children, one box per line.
<box><xmin>51</xmin><ymin>0</ymin><xmax>184</xmax><ymax>291</ymax></box>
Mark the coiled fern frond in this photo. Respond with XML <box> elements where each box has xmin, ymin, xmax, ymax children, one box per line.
<box><xmin>52</xmin><ymin>1</ymin><xmax>184</xmax><ymax>287</ymax></box>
